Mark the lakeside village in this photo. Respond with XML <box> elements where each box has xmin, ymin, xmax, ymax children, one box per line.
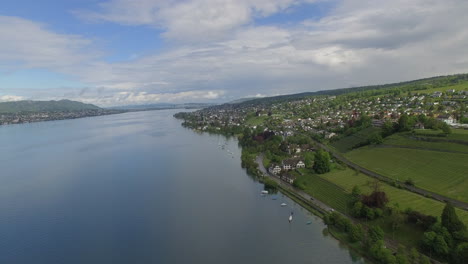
<box><xmin>177</xmin><ymin>87</ymin><xmax>468</xmax><ymax>185</ymax></box>
<box><xmin>0</xmin><ymin>109</ymin><xmax>124</xmax><ymax>126</ymax></box>
<box><xmin>175</xmin><ymin>83</ymin><xmax>468</xmax><ymax>264</ymax></box>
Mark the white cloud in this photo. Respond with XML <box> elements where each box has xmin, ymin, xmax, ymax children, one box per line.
<box><xmin>75</xmin><ymin>0</ymin><xmax>314</xmax><ymax>42</ymax></box>
<box><xmin>3</xmin><ymin>0</ymin><xmax>468</xmax><ymax>106</ymax></box>
<box><xmin>0</xmin><ymin>95</ymin><xmax>24</xmax><ymax>102</ymax></box>
<box><xmin>0</xmin><ymin>16</ymin><xmax>99</xmax><ymax>71</ymax></box>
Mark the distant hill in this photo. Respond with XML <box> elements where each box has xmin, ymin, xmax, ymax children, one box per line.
<box><xmin>233</xmin><ymin>73</ymin><xmax>468</xmax><ymax>106</ymax></box>
<box><xmin>0</xmin><ymin>100</ymin><xmax>101</xmax><ymax>113</ymax></box>
<box><xmin>110</xmin><ymin>103</ymin><xmax>215</xmax><ymax>110</ymax></box>
<box><xmin>226</xmin><ymin>97</ymin><xmax>257</xmax><ymax>104</ymax></box>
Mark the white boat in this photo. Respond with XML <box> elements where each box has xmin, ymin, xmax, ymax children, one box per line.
<box><xmin>261</xmin><ymin>190</ymin><xmax>269</xmax><ymax>194</ymax></box>
<box><xmin>289</xmin><ymin>214</ymin><xmax>293</xmax><ymax>222</ymax></box>
<box><xmin>281</xmin><ymin>203</ymin><xmax>287</xmax><ymax>207</ymax></box>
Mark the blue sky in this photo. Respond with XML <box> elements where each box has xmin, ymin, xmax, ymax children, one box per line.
<box><xmin>1</xmin><ymin>0</ymin><xmax>468</xmax><ymax>106</ymax></box>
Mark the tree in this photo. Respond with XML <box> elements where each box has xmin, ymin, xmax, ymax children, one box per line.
<box><xmin>303</xmin><ymin>151</ymin><xmax>314</xmax><ymax>168</ymax></box>
<box><xmin>422</xmin><ymin>231</ymin><xmax>449</xmax><ymax>257</ymax></box>
<box><xmin>368</xmin><ymin>132</ymin><xmax>383</xmax><ymax>145</ymax></box>
<box><xmin>312</xmin><ymin>149</ymin><xmax>331</xmax><ymax>174</ymax></box>
<box><xmin>441</xmin><ymin>122</ymin><xmax>452</xmax><ymax>134</ymax></box>
<box><xmin>362</xmin><ymin>191</ymin><xmax>389</xmax><ymax>208</ymax></box>
<box><xmin>398</xmin><ymin>114</ymin><xmax>414</xmax><ymax>132</ymax></box>
<box><xmin>395</xmin><ymin>245</ymin><xmax>409</xmax><ymax>264</ymax></box>
<box><xmin>351</xmin><ymin>185</ymin><xmax>362</xmax><ymax>198</ymax></box>
<box><xmin>382</xmin><ymin>120</ymin><xmax>396</xmax><ymax>137</ymax></box>
<box><xmin>349</xmin><ymin>224</ymin><xmax>364</xmax><ymax>243</ymax></box>
<box><xmin>368</xmin><ymin>226</ymin><xmax>385</xmax><ymax>242</ymax></box>
<box><xmin>442</xmin><ymin>202</ymin><xmax>466</xmax><ymax>235</ymax></box>
<box><xmin>390</xmin><ymin>208</ymin><xmax>404</xmax><ymax>239</ymax></box>
<box><xmin>408</xmin><ymin>248</ymin><xmax>419</xmax><ymax>264</ymax></box>
<box><xmin>453</xmin><ymin>243</ymin><xmax>468</xmax><ymax>264</ymax></box>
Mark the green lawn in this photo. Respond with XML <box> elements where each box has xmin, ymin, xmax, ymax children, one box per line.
<box><xmin>245</xmin><ymin>115</ymin><xmax>268</xmax><ymax>126</ymax></box>
<box><xmin>384</xmin><ymin>133</ymin><xmax>468</xmax><ymax>153</ymax></box>
<box><xmin>292</xmin><ymin>169</ymin><xmax>352</xmax><ymax>213</ymax></box>
<box><xmin>331</xmin><ymin>127</ymin><xmax>381</xmax><ymax>153</ymax></box>
<box><xmin>345</xmin><ymin>147</ymin><xmax>468</xmax><ymax>202</ymax></box>
<box><xmin>318</xmin><ymin>168</ymin><xmax>468</xmax><ymax>226</ymax></box>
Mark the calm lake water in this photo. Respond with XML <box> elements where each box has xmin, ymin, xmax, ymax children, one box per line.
<box><xmin>0</xmin><ymin>110</ymin><xmax>364</xmax><ymax>264</ymax></box>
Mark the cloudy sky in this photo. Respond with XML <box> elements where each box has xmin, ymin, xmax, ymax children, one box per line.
<box><xmin>1</xmin><ymin>0</ymin><xmax>468</xmax><ymax>106</ymax></box>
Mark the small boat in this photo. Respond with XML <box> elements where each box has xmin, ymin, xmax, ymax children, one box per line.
<box><xmin>281</xmin><ymin>203</ymin><xmax>287</xmax><ymax>207</ymax></box>
<box><xmin>261</xmin><ymin>190</ymin><xmax>269</xmax><ymax>194</ymax></box>
<box><xmin>289</xmin><ymin>214</ymin><xmax>293</xmax><ymax>222</ymax></box>
<box><xmin>306</xmin><ymin>221</ymin><xmax>312</xmax><ymax>225</ymax></box>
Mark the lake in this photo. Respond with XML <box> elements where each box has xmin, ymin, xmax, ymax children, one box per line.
<box><xmin>0</xmin><ymin>110</ymin><xmax>365</xmax><ymax>263</ymax></box>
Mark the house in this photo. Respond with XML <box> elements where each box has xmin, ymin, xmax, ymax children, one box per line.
<box><xmin>296</xmin><ymin>160</ymin><xmax>306</xmax><ymax>168</ymax></box>
<box><xmin>281</xmin><ymin>174</ymin><xmax>296</xmax><ymax>184</ymax></box>
<box><xmin>282</xmin><ymin>162</ymin><xmax>293</xmax><ymax>171</ymax></box>
<box><xmin>437</xmin><ymin>114</ymin><xmax>455</xmax><ymax>125</ymax></box>
<box><xmin>269</xmin><ymin>164</ymin><xmax>282</xmax><ymax>175</ymax></box>
<box><xmin>282</xmin><ymin>158</ymin><xmax>305</xmax><ymax>170</ymax></box>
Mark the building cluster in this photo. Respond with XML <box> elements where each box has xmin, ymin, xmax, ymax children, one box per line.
<box><xmin>0</xmin><ymin>109</ymin><xmax>122</xmax><ymax>125</ymax></box>
<box><xmin>268</xmin><ymin>157</ymin><xmax>306</xmax><ymax>184</ymax></box>
<box><xmin>186</xmin><ymin>88</ymin><xmax>468</xmax><ymax>139</ymax></box>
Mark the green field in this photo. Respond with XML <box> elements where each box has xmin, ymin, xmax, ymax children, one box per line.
<box><xmin>345</xmin><ymin>147</ymin><xmax>468</xmax><ymax>202</ymax></box>
<box><xmin>245</xmin><ymin>115</ymin><xmax>268</xmax><ymax>126</ymax></box>
<box><xmin>318</xmin><ymin>168</ymin><xmax>468</xmax><ymax>226</ymax></box>
<box><xmin>384</xmin><ymin>133</ymin><xmax>468</xmax><ymax>153</ymax></box>
<box><xmin>414</xmin><ymin>128</ymin><xmax>468</xmax><ymax>142</ymax></box>
<box><xmin>292</xmin><ymin>170</ymin><xmax>352</xmax><ymax>213</ymax></box>
<box><xmin>331</xmin><ymin>127</ymin><xmax>381</xmax><ymax>153</ymax></box>
<box><xmin>408</xmin><ymin>82</ymin><xmax>468</xmax><ymax>95</ymax></box>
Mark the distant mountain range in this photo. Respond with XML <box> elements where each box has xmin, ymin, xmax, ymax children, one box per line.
<box><xmin>109</xmin><ymin>103</ymin><xmax>215</xmax><ymax>110</ymax></box>
<box><xmin>0</xmin><ymin>100</ymin><xmax>101</xmax><ymax>113</ymax></box>
<box><xmin>226</xmin><ymin>97</ymin><xmax>257</xmax><ymax>104</ymax></box>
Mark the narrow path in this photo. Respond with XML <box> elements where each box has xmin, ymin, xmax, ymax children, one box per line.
<box><xmin>316</xmin><ymin>142</ymin><xmax>468</xmax><ymax>210</ymax></box>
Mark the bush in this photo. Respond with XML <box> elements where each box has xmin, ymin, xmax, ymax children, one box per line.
<box><xmin>405</xmin><ymin>178</ymin><xmax>415</xmax><ymax>186</ymax></box>
<box><xmin>406</xmin><ymin>210</ymin><xmax>437</xmax><ymax>230</ymax></box>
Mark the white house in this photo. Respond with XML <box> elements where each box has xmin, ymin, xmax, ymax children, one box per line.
<box><xmin>296</xmin><ymin>160</ymin><xmax>306</xmax><ymax>168</ymax></box>
<box><xmin>437</xmin><ymin>115</ymin><xmax>455</xmax><ymax>125</ymax></box>
<box><xmin>269</xmin><ymin>165</ymin><xmax>282</xmax><ymax>175</ymax></box>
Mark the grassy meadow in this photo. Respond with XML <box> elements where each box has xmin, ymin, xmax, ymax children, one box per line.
<box><xmin>318</xmin><ymin>168</ymin><xmax>468</xmax><ymax>226</ymax></box>
<box><xmin>345</xmin><ymin>147</ymin><xmax>468</xmax><ymax>202</ymax></box>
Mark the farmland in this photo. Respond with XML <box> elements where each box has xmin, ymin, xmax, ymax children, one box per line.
<box><xmin>318</xmin><ymin>168</ymin><xmax>468</xmax><ymax>226</ymax></box>
<box><xmin>383</xmin><ymin>133</ymin><xmax>468</xmax><ymax>153</ymax></box>
<box><xmin>331</xmin><ymin>127</ymin><xmax>381</xmax><ymax>153</ymax></box>
<box><xmin>292</xmin><ymin>169</ymin><xmax>352</xmax><ymax>213</ymax></box>
<box><xmin>345</xmin><ymin>146</ymin><xmax>468</xmax><ymax>202</ymax></box>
